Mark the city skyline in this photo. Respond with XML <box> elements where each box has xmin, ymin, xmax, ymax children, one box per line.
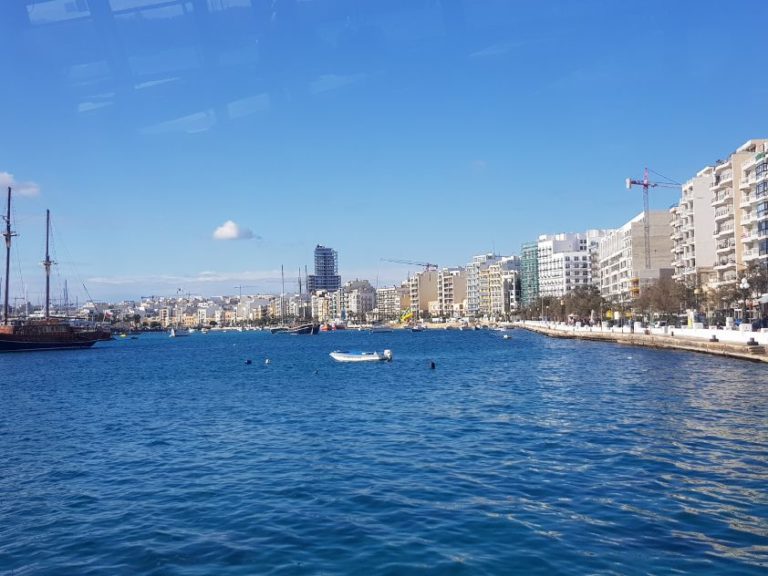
<box><xmin>2</xmin><ymin>0</ymin><xmax>767</xmax><ymax>301</ymax></box>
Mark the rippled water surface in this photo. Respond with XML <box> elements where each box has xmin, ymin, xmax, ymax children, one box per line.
<box><xmin>2</xmin><ymin>329</ymin><xmax>767</xmax><ymax>575</ymax></box>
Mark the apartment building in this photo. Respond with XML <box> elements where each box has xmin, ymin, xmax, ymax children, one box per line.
<box><xmin>598</xmin><ymin>211</ymin><xmax>673</xmax><ymax>302</ymax></box>
<box><xmin>711</xmin><ymin>140</ymin><xmax>768</xmax><ymax>286</ymax></box>
<box><xmin>738</xmin><ymin>140</ymin><xmax>768</xmax><ymax>271</ymax></box>
<box><xmin>374</xmin><ymin>284</ymin><xmax>409</xmax><ymax>321</ymax></box>
<box><xmin>537</xmin><ymin>231</ymin><xmax>608</xmax><ymax>298</ymax></box>
<box><xmin>437</xmin><ymin>267</ymin><xmax>467</xmax><ymax>318</ymax></box>
<box><xmin>670</xmin><ymin>166</ymin><xmax>716</xmax><ymax>286</ymax></box>
<box><xmin>408</xmin><ymin>269</ymin><xmax>438</xmax><ymax>319</ymax></box>
<box><xmin>341</xmin><ymin>280</ymin><xmax>376</xmax><ymax>320</ymax></box>
<box><xmin>487</xmin><ymin>257</ymin><xmax>521</xmax><ymax>318</ymax></box>
<box><xmin>466</xmin><ymin>253</ymin><xmax>497</xmax><ymax>315</ymax></box>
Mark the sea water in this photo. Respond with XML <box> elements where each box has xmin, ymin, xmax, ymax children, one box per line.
<box><xmin>1</xmin><ymin>329</ymin><xmax>766</xmax><ymax>575</ymax></box>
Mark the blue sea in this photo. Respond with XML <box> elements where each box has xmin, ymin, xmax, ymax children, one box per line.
<box><xmin>1</xmin><ymin>329</ymin><xmax>767</xmax><ymax>575</ymax></box>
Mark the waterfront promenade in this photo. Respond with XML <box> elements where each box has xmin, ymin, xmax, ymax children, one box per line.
<box><xmin>519</xmin><ymin>320</ymin><xmax>768</xmax><ymax>363</ymax></box>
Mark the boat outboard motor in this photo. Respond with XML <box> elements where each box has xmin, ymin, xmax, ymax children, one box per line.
<box><xmin>383</xmin><ymin>349</ymin><xmax>393</xmax><ymax>361</ymax></box>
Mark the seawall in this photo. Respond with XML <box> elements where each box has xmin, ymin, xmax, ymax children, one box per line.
<box><xmin>519</xmin><ymin>321</ymin><xmax>768</xmax><ymax>364</ymax></box>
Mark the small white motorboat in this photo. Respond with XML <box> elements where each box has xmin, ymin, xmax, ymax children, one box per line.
<box><xmin>330</xmin><ymin>349</ymin><xmax>393</xmax><ymax>363</ymax></box>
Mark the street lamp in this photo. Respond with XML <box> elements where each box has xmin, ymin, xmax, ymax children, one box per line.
<box><xmin>740</xmin><ymin>277</ymin><xmax>750</xmax><ymax>324</ymax></box>
<box><xmin>560</xmin><ymin>298</ymin><xmax>564</xmax><ymax>323</ymax></box>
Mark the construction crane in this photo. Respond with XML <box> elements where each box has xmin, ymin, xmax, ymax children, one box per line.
<box><xmin>625</xmin><ymin>168</ymin><xmax>679</xmax><ymax>270</ymax></box>
<box><xmin>381</xmin><ymin>258</ymin><xmax>438</xmax><ymax>271</ymax></box>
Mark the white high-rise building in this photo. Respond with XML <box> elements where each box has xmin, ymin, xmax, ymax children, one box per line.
<box><xmin>537</xmin><ymin>231</ymin><xmax>608</xmax><ymax>298</ymax></box>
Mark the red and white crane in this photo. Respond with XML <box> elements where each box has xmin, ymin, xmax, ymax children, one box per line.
<box><xmin>625</xmin><ymin>168</ymin><xmax>679</xmax><ymax>270</ymax></box>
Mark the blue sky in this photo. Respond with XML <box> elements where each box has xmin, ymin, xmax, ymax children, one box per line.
<box><xmin>1</xmin><ymin>0</ymin><xmax>767</xmax><ymax>303</ymax></box>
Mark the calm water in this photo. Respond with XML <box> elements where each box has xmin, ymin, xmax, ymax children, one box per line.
<box><xmin>1</xmin><ymin>329</ymin><xmax>767</xmax><ymax>575</ymax></box>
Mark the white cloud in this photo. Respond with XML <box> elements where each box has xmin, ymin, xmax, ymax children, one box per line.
<box><xmin>213</xmin><ymin>220</ymin><xmax>255</xmax><ymax>240</ymax></box>
<box><xmin>0</xmin><ymin>171</ymin><xmax>40</xmax><ymax>196</ymax></box>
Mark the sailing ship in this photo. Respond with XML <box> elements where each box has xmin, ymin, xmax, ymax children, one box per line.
<box><xmin>0</xmin><ymin>188</ymin><xmax>110</xmax><ymax>352</ymax></box>
<box><xmin>269</xmin><ymin>265</ymin><xmax>319</xmax><ymax>335</ymax></box>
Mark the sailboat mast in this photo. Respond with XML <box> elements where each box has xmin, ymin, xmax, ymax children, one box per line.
<box><xmin>297</xmin><ymin>267</ymin><xmax>302</xmax><ymax>320</ymax></box>
<box><xmin>280</xmin><ymin>265</ymin><xmax>285</xmax><ymax>324</ymax></box>
<box><xmin>3</xmin><ymin>187</ymin><xmax>15</xmax><ymax>325</ymax></box>
<box><xmin>44</xmin><ymin>209</ymin><xmax>52</xmax><ymax>319</ymax></box>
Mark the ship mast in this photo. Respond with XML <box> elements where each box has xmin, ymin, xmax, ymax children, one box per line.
<box><xmin>3</xmin><ymin>187</ymin><xmax>17</xmax><ymax>325</ymax></box>
<box><xmin>43</xmin><ymin>209</ymin><xmax>53</xmax><ymax>319</ymax></box>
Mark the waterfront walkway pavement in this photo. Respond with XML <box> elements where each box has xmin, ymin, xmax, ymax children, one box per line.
<box><xmin>518</xmin><ymin>321</ymin><xmax>768</xmax><ymax>364</ymax></box>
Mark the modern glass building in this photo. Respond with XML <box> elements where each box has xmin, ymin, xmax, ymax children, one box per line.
<box><xmin>520</xmin><ymin>241</ymin><xmax>539</xmax><ymax>307</ymax></box>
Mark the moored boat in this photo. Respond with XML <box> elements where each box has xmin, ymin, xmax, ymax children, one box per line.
<box><xmin>0</xmin><ymin>188</ymin><xmax>110</xmax><ymax>352</ymax></box>
<box><xmin>286</xmin><ymin>323</ymin><xmax>320</xmax><ymax>335</ymax></box>
<box><xmin>330</xmin><ymin>349</ymin><xmax>393</xmax><ymax>362</ymax></box>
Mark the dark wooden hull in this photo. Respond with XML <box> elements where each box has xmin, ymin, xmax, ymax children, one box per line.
<box><xmin>286</xmin><ymin>323</ymin><xmax>320</xmax><ymax>335</ymax></box>
<box><xmin>0</xmin><ymin>323</ymin><xmax>108</xmax><ymax>352</ymax></box>
<box><xmin>0</xmin><ymin>337</ymin><xmax>99</xmax><ymax>352</ymax></box>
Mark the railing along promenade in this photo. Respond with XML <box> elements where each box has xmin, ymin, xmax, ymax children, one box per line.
<box><xmin>519</xmin><ymin>321</ymin><xmax>768</xmax><ymax>363</ymax></box>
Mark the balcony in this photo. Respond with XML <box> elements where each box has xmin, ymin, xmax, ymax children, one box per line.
<box><xmin>739</xmin><ymin>176</ymin><xmax>754</xmax><ymax>190</ymax></box>
<box><xmin>740</xmin><ymin>194</ymin><xmax>755</xmax><ymax>208</ymax></box>
<box><xmin>743</xmin><ymin>248</ymin><xmax>760</xmax><ymax>261</ymax></box>
<box><xmin>714</xmin><ymin>207</ymin><xmax>733</xmax><ymax>221</ymax></box>
<box><xmin>712</xmin><ymin>190</ymin><xmax>733</xmax><ymax>206</ymax></box>
<box><xmin>714</xmin><ymin>258</ymin><xmax>736</xmax><ymax>270</ymax></box>
<box><xmin>741</xmin><ymin>211</ymin><xmax>757</xmax><ymax>225</ymax></box>
<box><xmin>714</xmin><ymin>224</ymin><xmax>735</xmax><ymax>238</ymax></box>
<box><xmin>743</xmin><ymin>228</ymin><xmax>758</xmax><ymax>243</ymax></box>
<box><xmin>715</xmin><ymin>241</ymin><xmax>735</xmax><ymax>254</ymax></box>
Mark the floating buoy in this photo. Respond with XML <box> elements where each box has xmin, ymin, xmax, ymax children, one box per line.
<box><xmin>245</xmin><ymin>359</ymin><xmax>252</xmax><ymax>365</ymax></box>
<box><xmin>265</xmin><ymin>358</ymin><xmax>271</xmax><ymax>365</ymax></box>
<box><xmin>429</xmin><ymin>361</ymin><xmax>436</xmax><ymax>369</ymax></box>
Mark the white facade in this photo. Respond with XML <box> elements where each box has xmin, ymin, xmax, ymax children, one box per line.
<box><xmin>537</xmin><ymin>231</ymin><xmax>608</xmax><ymax>298</ymax></box>
<box><xmin>737</xmin><ymin>140</ymin><xmax>768</xmax><ymax>271</ymax></box>
<box><xmin>670</xmin><ymin>166</ymin><xmax>716</xmax><ymax>285</ymax></box>
<box><xmin>374</xmin><ymin>284</ymin><xmax>408</xmax><ymax>321</ymax></box>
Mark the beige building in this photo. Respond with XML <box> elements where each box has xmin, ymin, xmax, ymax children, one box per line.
<box><xmin>598</xmin><ymin>211</ymin><xmax>673</xmax><ymax>303</ymax></box>
<box><xmin>711</xmin><ymin>140</ymin><xmax>767</xmax><ymax>287</ymax></box>
<box><xmin>670</xmin><ymin>166</ymin><xmax>716</xmax><ymax>286</ymax></box>
<box><xmin>437</xmin><ymin>268</ymin><xmax>467</xmax><ymax>319</ymax></box>
<box><xmin>408</xmin><ymin>269</ymin><xmax>438</xmax><ymax>319</ymax></box>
